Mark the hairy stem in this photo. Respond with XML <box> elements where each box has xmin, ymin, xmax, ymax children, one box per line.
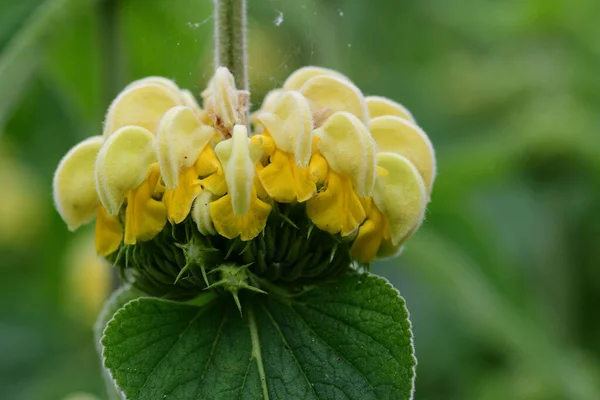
<box><xmin>213</xmin><ymin>0</ymin><xmax>248</xmax><ymax>92</ymax></box>
<box><xmin>98</xmin><ymin>0</ymin><xmax>124</xmax><ymax>106</ymax></box>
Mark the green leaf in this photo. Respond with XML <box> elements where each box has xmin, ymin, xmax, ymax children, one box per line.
<box><xmin>95</xmin><ymin>285</ymin><xmax>146</xmax><ymax>400</ymax></box>
<box><xmin>101</xmin><ymin>273</ymin><xmax>416</xmax><ymax>399</ymax></box>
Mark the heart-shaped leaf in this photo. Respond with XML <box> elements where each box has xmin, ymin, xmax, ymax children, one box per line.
<box><xmin>101</xmin><ymin>273</ymin><xmax>416</xmax><ymax>399</ymax></box>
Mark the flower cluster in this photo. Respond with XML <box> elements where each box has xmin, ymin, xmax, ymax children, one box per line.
<box><xmin>53</xmin><ymin>66</ymin><xmax>435</xmax><ymax>295</ymax></box>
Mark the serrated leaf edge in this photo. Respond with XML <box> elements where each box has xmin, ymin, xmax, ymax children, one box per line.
<box><xmin>95</xmin><ymin>284</ymin><xmax>147</xmax><ymax>400</ymax></box>
<box><xmin>364</xmin><ymin>272</ymin><xmax>417</xmax><ymax>400</ymax></box>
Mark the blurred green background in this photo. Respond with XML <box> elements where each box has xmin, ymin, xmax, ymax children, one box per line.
<box><xmin>1</xmin><ymin>0</ymin><xmax>600</xmax><ymax>399</ymax></box>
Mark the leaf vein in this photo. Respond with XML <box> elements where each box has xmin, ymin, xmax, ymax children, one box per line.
<box><xmin>261</xmin><ymin>304</ymin><xmax>317</xmax><ymax>398</ymax></box>
<box><xmin>136</xmin><ymin>304</ymin><xmax>212</xmax><ymax>394</ymax></box>
<box><xmin>286</xmin><ymin>302</ymin><xmax>377</xmax><ymax>393</ymax></box>
<box><xmin>193</xmin><ymin>310</ymin><xmax>229</xmax><ymax>400</ymax></box>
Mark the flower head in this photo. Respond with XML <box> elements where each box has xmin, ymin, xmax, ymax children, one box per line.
<box><xmin>53</xmin><ymin>66</ymin><xmax>435</xmax><ymax>299</ymax></box>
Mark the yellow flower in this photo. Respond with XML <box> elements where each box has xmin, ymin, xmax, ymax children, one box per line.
<box><xmin>95</xmin><ymin>126</ymin><xmax>167</xmax><ymax>246</ymax></box>
<box><xmin>209</xmin><ymin>125</ymin><xmax>271</xmax><ymax>240</ymax></box>
<box><xmin>156</xmin><ymin>106</ymin><xmax>217</xmax><ymax>223</ymax></box>
<box><xmin>253</xmin><ymin>91</ymin><xmax>321</xmax><ymax>203</ymax></box>
<box><xmin>306</xmin><ymin>112</ymin><xmax>376</xmax><ymax>236</ymax></box>
<box><xmin>53</xmin><ymin>77</ymin><xmax>200</xmax><ymax>255</ymax></box>
<box><xmin>53</xmin><ymin>65</ymin><xmax>436</xmax><ymax>276</ymax></box>
<box><xmin>350</xmin><ymin>98</ymin><xmax>435</xmax><ymax>263</ymax></box>
<box><xmin>277</xmin><ymin>67</ymin><xmax>434</xmax><ymax>262</ymax></box>
<box><xmin>350</xmin><ymin>153</ymin><xmax>427</xmax><ymax>263</ymax></box>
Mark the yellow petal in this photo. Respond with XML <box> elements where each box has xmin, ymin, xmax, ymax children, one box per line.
<box><xmin>370</xmin><ymin>116</ymin><xmax>436</xmax><ymax>194</ymax></box>
<box><xmin>300</xmin><ymin>75</ymin><xmax>368</xmax><ymax>124</ymax></box>
<box><xmin>95</xmin><ymin>126</ymin><xmax>156</xmax><ymax>215</ymax></box>
<box><xmin>350</xmin><ymin>199</ymin><xmax>387</xmax><ymax>263</ymax></box>
<box><xmin>94</xmin><ymin>205</ymin><xmax>123</xmax><ymax>256</ymax></box>
<box><xmin>314</xmin><ymin>112</ymin><xmax>376</xmax><ymax>197</ymax></box>
<box><xmin>195</xmin><ymin>145</ymin><xmax>220</xmax><ymax>177</ymax></box>
<box><xmin>214</xmin><ymin>125</ymin><xmax>262</xmax><ymax>215</ymax></box>
<box><xmin>123</xmin><ymin>164</ymin><xmax>167</xmax><ymax>244</ymax></box>
<box><xmin>373</xmin><ymin>153</ymin><xmax>427</xmax><ymax>245</ymax></box>
<box><xmin>350</xmin><ymin>220</ymin><xmax>382</xmax><ymax>263</ymax></box>
<box><xmin>192</xmin><ymin>190</ymin><xmax>218</xmax><ymax>236</ymax></box>
<box><xmin>200</xmin><ymin>166</ymin><xmax>228</xmax><ymax>197</ymax></box>
<box><xmin>306</xmin><ymin>171</ymin><xmax>365</xmax><ymax>236</ymax></box>
<box><xmin>251</xmin><ymin>134</ymin><xmax>276</xmax><ymax>156</ymax></box>
<box><xmin>202</xmin><ymin>67</ymin><xmax>242</xmax><ymax>131</ymax></box>
<box><xmin>254</xmin><ymin>163</ymin><xmax>269</xmax><ymax>200</ymax></box>
<box><xmin>256</xmin><ymin>91</ymin><xmax>313</xmax><ymax>167</ymax></box>
<box><xmin>210</xmin><ymin>189</ymin><xmax>272</xmax><ymax>240</ymax></box>
<box><xmin>156</xmin><ymin>105</ymin><xmax>215</xmax><ymax>189</ymax></box>
<box><xmin>366</xmin><ymin>96</ymin><xmax>415</xmax><ymax>122</ymax></box>
<box><xmin>53</xmin><ymin>136</ymin><xmax>103</xmax><ymax>231</ymax></box>
<box><xmin>258</xmin><ymin>150</ymin><xmax>317</xmax><ymax>203</ymax></box>
<box><xmin>103</xmin><ymin>82</ymin><xmax>182</xmax><ymax>137</ymax></box>
<box><xmin>309</xmin><ymin>152</ymin><xmax>328</xmax><ymax>184</ymax></box>
<box><xmin>163</xmin><ymin>165</ymin><xmax>202</xmax><ymax>224</ymax></box>
<box><xmin>282</xmin><ymin>66</ymin><xmax>347</xmax><ymax>91</ymax></box>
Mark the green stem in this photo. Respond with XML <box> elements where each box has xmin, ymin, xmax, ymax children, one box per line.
<box><xmin>213</xmin><ymin>0</ymin><xmax>248</xmax><ymax>92</ymax></box>
<box><xmin>98</xmin><ymin>0</ymin><xmax>124</xmax><ymax>106</ymax></box>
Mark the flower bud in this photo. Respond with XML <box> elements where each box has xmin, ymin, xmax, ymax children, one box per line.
<box><xmin>203</xmin><ymin>67</ymin><xmax>244</xmax><ymax>133</ymax></box>
<box><xmin>192</xmin><ymin>190</ymin><xmax>218</xmax><ymax>236</ymax></box>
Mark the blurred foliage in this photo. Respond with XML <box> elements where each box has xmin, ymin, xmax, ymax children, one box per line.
<box><xmin>0</xmin><ymin>0</ymin><xmax>599</xmax><ymax>399</ymax></box>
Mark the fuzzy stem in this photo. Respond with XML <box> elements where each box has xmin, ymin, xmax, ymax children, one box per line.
<box><xmin>98</xmin><ymin>0</ymin><xmax>124</xmax><ymax>106</ymax></box>
<box><xmin>213</xmin><ymin>0</ymin><xmax>248</xmax><ymax>92</ymax></box>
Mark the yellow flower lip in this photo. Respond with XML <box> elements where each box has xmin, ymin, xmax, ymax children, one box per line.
<box><xmin>103</xmin><ymin>80</ymin><xmax>183</xmax><ymax>138</ymax></box>
<box><xmin>53</xmin><ymin>136</ymin><xmax>104</xmax><ymax>231</ymax></box>
<box><xmin>156</xmin><ymin>105</ymin><xmax>215</xmax><ymax>189</ymax></box>
<box><xmin>366</xmin><ymin>96</ymin><xmax>415</xmax><ymax>122</ymax></box>
<box><xmin>314</xmin><ymin>111</ymin><xmax>376</xmax><ymax>198</ymax></box>
<box><xmin>370</xmin><ymin>115</ymin><xmax>436</xmax><ymax>195</ymax></box>
<box><xmin>95</xmin><ymin>125</ymin><xmax>157</xmax><ymax>215</ymax></box>
<box><xmin>256</xmin><ymin>90</ymin><xmax>313</xmax><ymax>167</ymax></box>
